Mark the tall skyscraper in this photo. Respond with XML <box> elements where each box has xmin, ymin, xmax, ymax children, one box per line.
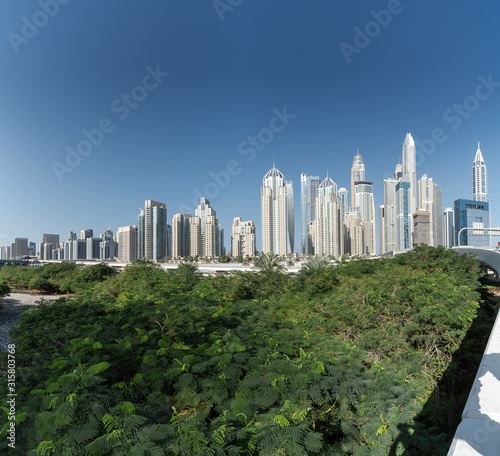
<box><xmin>396</xmin><ymin>181</ymin><xmax>411</xmax><ymax>250</ymax></box>
<box><xmin>417</xmin><ymin>175</ymin><xmax>443</xmax><ymax>247</ymax></box>
<box><xmin>172</xmin><ymin>213</ymin><xmax>191</xmax><ymax>258</ymax></box>
<box><xmin>354</xmin><ymin>181</ymin><xmax>376</xmax><ymax>255</ymax></box>
<box><xmin>189</xmin><ymin>216</ymin><xmax>202</xmax><ymax>257</ymax></box>
<box><xmin>312</xmin><ymin>175</ymin><xmax>343</xmax><ymax>258</ymax></box>
<box><xmin>379</xmin><ymin>205</ymin><xmax>385</xmax><ymax>254</ymax></box>
<box><xmin>261</xmin><ymin>163</ymin><xmax>294</xmax><ymax>255</ymax></box>
<box><xmin>338</xmin><ymin>188</ymin><xmax>349</xmax><ymax>215</ymax></box>
<box><xmin>402</xmin><ymin>133</ymin><xmax>417</xmax><ymax>216</ymax></box>
<box><xmin>344</xmin><ymin>207</ymin><xmax>363</xmax><ymax>256</ymax></box>
<box><xmin>350</xmin><ymin>151</ymin><xmax>365</xmax><ymax>206</ymax></box>
<box><xmin>472</xmin><ymin>142</ymin><xmax>487</xmax><ymax>202</ymax></box>
<box><xmin>137</xmin><ymin>200</ymin><xmax>167</xmax><ymax>261</ymax></box>
<box><xmin>383</xmin><ymin>178</ymin><xmax>398</xmax><ymax>253</ymax></box>
<box><xmin>194</xmin><ymin>198</ymin><xmax>223</xmax><ymax>257</ymax></box>
<box><xmin>300</xmin><ymin>173</ymin><xmax>319</xmax><ymax>255</ymax></box>
<box><xmin>443</xmin><ymin>207</ymin><xmax>455</xmax><ymax>247</ymax></box>
<box><xmin>231</xmin><ymin>217</ymin><xmax>256</xmax><ymax>257</ymax></box>
<box><xmin>117</xmin><ymin>226</ymin><xmax>137</xmax><ymax>262</ymax></box>
<box><xmin>14</xmin><ymin>238</ymin><xmax>28</xmax><ymax>257</ymax></box>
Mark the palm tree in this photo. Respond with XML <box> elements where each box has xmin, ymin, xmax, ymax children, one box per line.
<box><xmin>303</xmin><ymin>255</ymin><xmax>333</xmax><ymax>270</ymax></box>
<box><xmin>253</xmin><ymin>252</ymin><xmax>285</xmax><ymax>272</ymax></box>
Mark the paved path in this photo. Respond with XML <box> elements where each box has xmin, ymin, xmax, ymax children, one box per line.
<box><xmin>0</xmin><ymin>293</ymin><xmax>61</xmax><ymax>351</ymax></box>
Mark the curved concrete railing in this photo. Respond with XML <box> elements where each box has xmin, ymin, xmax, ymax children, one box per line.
<box><xmin>447</xmin><ymin>307</ymin><xmax>500</xmax><ymax>455</ymax></box>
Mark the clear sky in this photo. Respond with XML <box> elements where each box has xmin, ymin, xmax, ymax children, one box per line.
<box><xmin>1</xmin><ymin>1</ymin><xmax>500</xmax><ymax>253</ymax></box>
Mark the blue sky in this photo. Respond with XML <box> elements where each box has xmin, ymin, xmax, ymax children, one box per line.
<box><xmin>1</xmin><ymin>1</ymin><xmax>500</xmax><ymax>253</ymax></box>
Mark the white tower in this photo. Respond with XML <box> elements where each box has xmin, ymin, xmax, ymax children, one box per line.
<box><xmin>472</xmin><ymin>142</ymin><xmax>487</xmax><ymax>202</ymax></box>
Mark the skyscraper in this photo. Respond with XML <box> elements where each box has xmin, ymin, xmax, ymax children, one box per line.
<box><xmin>137</xmin><ymin>200</ymin><xmax>167</xmax><ymax>261</ymax></box>
<box><xmin>350</xmin><ymin>151</ymin><xmax>365</xmax><ymax>206</ymax></box>
<box><xmin>354</xmin><ymin>181</ymin><xmax>376</xmax><ymax>255</ymax></box>
<box><xmin>383</xmin><ymin>178</ymin><xmax>398</xmax><ymax>253</ymax></box>
<box><xmin>172</xmin><ymin>213</ymin><xmax>191</xmax><ymax>258</ymax></box>
<box><xmin>261</xmin><ymin>163</ymin><xmax>294</xmax><ymax>255</ymax></box>
<box><xmin>194</xmin><ymin>198</ymin><xmax>223</xmax><ymax>257</ymax></box>
<box><xmin>472</xmin><ymin>142</ymin><xmax>487</xmax><ymax>202</ymax></box>
<box><xmin>396</xmin><ymin>181</ymin><xmax>411</xmax><ymax>250</ymax></box>
<box><xmin>231</xmin><ymin>217</ymin><xmax>256</xmax><ymax>257</ymax></box>
<box><xmin>402</xmin><ymin>133</ymin><xmax>417</xmax><ymax>216</ymax></box>
<box><xmin>300</xmin><ymin>173</ymin><xmax>320</xmax><ymax>255</ymax></box>
<box><xmin>312</xmin><ymin>175</ymin><xmax>343</xmax><ymax>258</ymax></box>
<box><xmin>443</xmin><ymin>207</ymin><xmax>455</xmax><ymax>247</ymax></box>
<box><xmin>417</xmin><ymin>174</ymin><xmax>443</xmax><ymax>247</ymax></box>
<box><xmin>338</xmin><ymin>188</ymin><xmax>349</xmax><ymax>215</ymax></box>
<box><xmin>117</xmin><ymin>226</ymin><xmax>137</xmax><ymax>262</ymax></box>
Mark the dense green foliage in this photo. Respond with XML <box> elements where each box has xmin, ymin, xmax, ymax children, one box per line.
<box><xmin>0</xmin><ymin>279</ymin><xmax>10</xmax><ymax>299</ymax></box>
<box><xmin>0</xmin><ymin>246</ymin><xmax>497</xmax><ymax>455</ymax></box>
<box><xmin>0</xmin><ymin>262</ymin><xmax>116</xmax><ymax>294</ymax></box>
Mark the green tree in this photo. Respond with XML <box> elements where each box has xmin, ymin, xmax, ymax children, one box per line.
<box><xmin>303</xmin><ymin>255</ymin><xmax>333</xmax><ymax>270</ymax></box>
<box><xmin>0</xmin><ymin>280</ymin><xmax>10</xmax><ymax>299</ymax></box>
<box><xmin>253</xmin><ymin>252</ymin><xmax>285</xmax><ymax>272</ymax></box>
<box><xmin>218</xmin><ymin>255</ymin><xmax>230</xmax><ymax>263</ymax></box>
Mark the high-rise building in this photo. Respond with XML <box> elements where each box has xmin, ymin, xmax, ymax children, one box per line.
<box><xmin>383</xmin><ymin>178</ymin><xmax>398</xmax><ymax>253</ymax></box>
<box><xmin>99</xmin><ymin>229</ymin><xmax>118</xmax><ymax>259</ymax></box>
<box><xmin>312</xmin><ymin>175</ymin><xmax>343</xmax><ymax>258</ymax></box>
<box><xmin>189</xmin><ymin>216</ymin><xmax>202</xmax><ymax>257</ymax></box>
<box><xmin>261</xmin><ymin>163</ymin><xmax>294</xmax><ymax>255</ymax></box>
<box><xmin>117</xmin><ymin>226</ymin><xmax>137</xmax><ymax>262</ymax></box>
<box><xmin>300</xmin><ymin>173</ymin><xmax>320</xmax><ymax>255</ymax></box>
<box><xmin>351</xmin><ymin>151</ymin><xmax>365</xmax><ymax>206</ymax></box>
<box><xmin>79</xmin><ymin>229</ymin><xmax>93</xmax><ymax>240</ymax></box>
<box><xmin>231</xmin><ymin>217</ymin><xmax>256</xmax><ymax>257</ymax></box>
<box><xmin>86</xmin><ymin>238</ymin><xmax>101</xmax><ymax>260</ymax></box>
<box><xmin>354</xmin><ymin>181</ymin><xmax>376</xmax><ymax>255</ymax></box>
<box><xmin>137</xmin><ymin>200</ymin><xmax>167</xmax><ymax>261</ymax></box>
<box><xmin>396</xmin><ymin>181</ymin><xmax>411</xmax><ymax>250</ymax></box>
<box><xmin>413</xmin><ymin>211</ymin><xmax>432</xmax><ymax>245</ymax></box>
<box><xmin>167</xmin><ymin>224</ymin><xmax>172</xmax><ymax>258</ymax></box>
<box><xmin>454</xmin><ymin>199</ymin><xmax>490</xmax><ymax>247</ymax></box>
<box><xmin>417</xmin><ymin>175</ymin><xmax>443</xmax><ymax>247</ymax></box>
<box><xmin>472</xmin><ymin>142</ymin><xmax>487</xmax><ymax>202</ymax></box>
<box><xmin>379</xmin><ymin>205</ymin><xmax>385</xmax><ymax>255</ymax></box>
<box><xmin>14</xmin><ymin>238</ymin><xmax>28</xmax><ymax>257</ymax></box>
<box><xmin>443</xmin><ymin>207</ymin><xmax>455</xmax><ymax>247</ymax></box>
<box><xmin>338</xmin><ymin>188</ymin><xmax>349</xmax><ymax>215</ymax></box>
<box><xmin>194</xmin><ymin>198</ymin><xmax>223</xmax><ymax>257</ymax></box>
<box><xmin>68</xmin><ymin>231</ymin><xmax>77</xmax><ymax>241</ymax></box>
<box><xmin>172</xmin><ymin>213</ymin><xmax>191</xmax><ymax>258</ymax></box>
<box><xmin>344</xmin><ymin>207</ymin><xmax>363</xmax><ymax>256</ymax></box>
<box><xmin>43</xmin><ymin>234</ymin><xmax>60</xmax><ymax>248</ymax></box>
<box><xmin>402</xmin><ymin>133</ymin><xmax>417</xmax><ymax>216</ymax></box>
<box><xmin>432</xmin><ymin>183</ymin><xmax>443</xmax><ymax>246</ymax></box>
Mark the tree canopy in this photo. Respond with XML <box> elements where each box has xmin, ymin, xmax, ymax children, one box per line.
<box><xmin>0</xmin><ymin>245</ymin><xmax>497</xmax><ymax>455</ymax></box>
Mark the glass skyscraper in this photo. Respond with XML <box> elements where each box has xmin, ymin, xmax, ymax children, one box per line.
<box><xmin>300</xmin><ymin>173</ymin><xmax>319</xmax><ymax>254</ymax></box>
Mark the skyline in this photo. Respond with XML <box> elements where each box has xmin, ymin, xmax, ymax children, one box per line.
<box><xmin>2</xmin><ymin>2</ymin><xmax>500</xmax><ymax>251</ymax></box>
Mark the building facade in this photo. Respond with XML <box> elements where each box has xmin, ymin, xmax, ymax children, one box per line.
<box><xmin>261</xmin><ymin>164</ymin><xmax>294</xmax><ymax>255</ymax></box>
<box><xmin>454</xmin><ymin>199</ymin><xmax>490</xmax><ymax>247</ymax></box>
<box><xmin>300</xmin><ymin>173</ymin><xmax>319</xmax><ymax>255</ymax></box>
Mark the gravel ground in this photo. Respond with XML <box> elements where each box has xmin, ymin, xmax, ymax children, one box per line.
<box><xmin>0</xmin><ymin>293</ymin><xmax>61</xmax><ymax>352</ymax></box>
